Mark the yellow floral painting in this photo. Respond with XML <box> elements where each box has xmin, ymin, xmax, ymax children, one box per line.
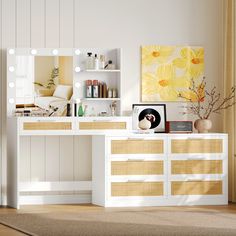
<box><xmin>141</xmin><ymin>45</ymin><xmax>204</xmax><ymax>102</ymax></box>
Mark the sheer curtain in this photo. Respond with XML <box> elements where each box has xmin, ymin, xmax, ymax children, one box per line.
<box><xmin>224</xmin><ymin>0</ymin><xmax>236</xmax><ymax>202</ymax></box>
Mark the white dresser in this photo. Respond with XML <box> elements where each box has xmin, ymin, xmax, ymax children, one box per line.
<box><xmin>92</xmin><ymin>133</ymin><xmax>228</xmax><ymax>207</ymax></box>
<box><xmin>7</xmin><ymin>117</ymin><xmax>227</xmax><ymax>208</ymax></box>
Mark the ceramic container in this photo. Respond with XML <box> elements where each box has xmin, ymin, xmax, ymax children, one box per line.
<box><xmin>194</xmin><ymin>119</ymin><xmax>212</xmax><ymax>133</ymax></box>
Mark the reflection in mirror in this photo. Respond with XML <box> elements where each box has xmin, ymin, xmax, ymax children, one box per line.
<box><xmin>15</xmin><ymin>56</ymin><xmax>73</xmax><ymax>117</ymax></box>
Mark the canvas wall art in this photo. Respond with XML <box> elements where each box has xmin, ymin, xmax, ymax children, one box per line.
<box><xmin>141</xmin><ymin>45</ymin><xmax>204</xmax><ymax>102</ymax></box>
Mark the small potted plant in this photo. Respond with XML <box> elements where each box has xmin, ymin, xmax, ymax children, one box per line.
<box><xmin>179</xmin><ymin>77</ymin><xmax>236</xmax><ymax>133</ymax></box>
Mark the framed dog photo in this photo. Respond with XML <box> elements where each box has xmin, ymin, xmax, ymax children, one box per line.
<box><xmin>132</xmin><ymin>104</ymin><xmax>167</xmax><ymax>133</ymax></box>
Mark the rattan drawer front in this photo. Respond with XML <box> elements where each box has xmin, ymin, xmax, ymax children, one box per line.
<box><xmin>111</xmin><ymin>161</ymin><xmax>164</xmax><ymax>175</ymax></box>
<box><xmin>171</xmin><ymin>181</ymin><xmax>222</xmax><ymax>195</ymax></box>
<box><xmin>79</xmin><ymin>122</ymin><xmax>126</xmax><ymax>130</ymax></box>
<box><xmin>111</xmin><ymin>182</ymin><xmax>163</xmax><ymax>196</ymax></box>
<box><xmin>171</xmin><ymin>160</ymin><xmax>223</xmax><ymax>175</ymax></box>
<box><xmin>111</xmin><ymin>140</ymin><xmax>164</xmax><ymax>154</ymax></box>
<box><xmin>171</xmin><ymin>139</ymin><xmax>223</xmax><ymax>154</ymax></box>
<box><xmin>23</xmin><ymin>122</ymin><xmax>72</xmax><ymax>130</ymax></box>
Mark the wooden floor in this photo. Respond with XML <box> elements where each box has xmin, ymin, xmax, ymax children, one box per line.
<box><xmin>0</xmin><ymin>204</ymin><xmax>235</xmax><ymax>235</ymax></box>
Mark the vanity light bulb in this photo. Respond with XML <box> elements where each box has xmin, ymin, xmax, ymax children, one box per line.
<box><xmin>75</xmin><ymin>49</ymin><xmax>81</xmax><ymax>55</ymax></box>
<box><xmin>52</xmin><ymin>49</ymin><xmax>58</xmax><ymax>55</ymax></box>
<box><xmin>75</xmin><ymin>82</ymin><xmax>81</xmax><ymax>88</ymax></box>
<box><xmin>9</xmin><ymin>98</ymin><xmax>15</xmax><ymax>104</ymax></box>
<box><xmin>75</xmin><ymin>67</ymin><xmax>81</xmax><ymax>72</ymax></box>
<box><xmin>31</xmin><ymin>49</ymin><xmax>37</xmax><ymax>55</ymax></box>
<box><xmin>8</xmin><ymin>49</ymin><xmax>15</xmax><ymax>55</ymax></box>
<box><xmin>9</xmin><ymin>82</ymin><xmax>15</xmax><ymax>88</ymax></box>
<box><xmin>8</xmin><ymin>66</ymin><xmax>15</xmax><ymax>72</ymax></box>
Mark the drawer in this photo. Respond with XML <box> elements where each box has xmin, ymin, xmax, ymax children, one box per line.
<box><xmin>79</xmin><ymin>121</ymin><xmax>126</xmax><ymax>130</ymax></box>
<box><xmin>171</xmin><ymin>139</ymin><xmax>223</xmax><ymax>154</ymax></box>
<box><xmin>171</xmin><ymin>180</ymin><xmax>222</xmax><ymax>195</ymax></box>
<box><xmin>111</xmin><ymin>139</ymin><xmax>164</xmax><ymax>154</ymax></box>
<box><xmin>111</xmin><ymin>161</ymin><xmax>164</xmax><ymax>175</ymax></box>
<box><xmin>171</xmin><ymin>160</ymin><xmax>223</xmax><ymax>175</ymax></box>
<box><xmin>23</xmin><ymin>122</ymin><xmax>72</xmax><ymax>130</ymax></box>
<box><xmin>111</xmin><ymin>182</ymin><xmax>163</xmax><ymax>196</ymax></box>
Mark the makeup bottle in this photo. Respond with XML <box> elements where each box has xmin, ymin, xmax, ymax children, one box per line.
<box><xmin>93</xmin><ymin>80</ymin><xmax>99</xmax><ymax>98</ymax></box>
<box><xmin>100</xmin><ymin>55</ymin><xmax>105</xmax><ymax>69</ymax></box>
<box><xmin>94</xmin><ymin>54</ymin><xmax>99</xmax><ymax>70</ymax></box>
<box><xmin>86</xmin><ymin>52</ymin><xmax>93</xmax><ymax>69</ymax></box>
<box><xmin>86</xmin><ymin>80</ymin><xmax>92</xmax><ymax>98</ymax></box>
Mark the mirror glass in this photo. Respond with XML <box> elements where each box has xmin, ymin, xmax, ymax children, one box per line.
<box><xmin>14</xmin><ymin>56</ymin><xmax>73</xmax><ymax>116</ymax></box>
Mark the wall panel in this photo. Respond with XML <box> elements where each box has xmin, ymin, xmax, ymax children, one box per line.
<box><xmin>45</xmin><ymin>136</ymin><xmax>60</xmax><ymax>181</ymax></box>
<box><xmin>60</xmin><ymin>0</ymin><xmax>74</xmax><ymax>47</ymax></box>
<box><xmin>45</xmin><ymin>0</ymin><xmax>60</xmax><ymax>47</ymax></box>
<box><xmin>16</xmin><ymin>0</ymin><xmax>31</xmax><ymax>47</ymax></box>
<box><xmin>59</xmin><ymin>136</ymin><xmax>74</xmax><ymax>181</ymax></box>
<box><xmin>19</xmin><ymin>137</ymin><xmax>31</xmax><ymax>182</ymax></box>
<box><xmin>30</xmin><ymin>136</ymin><xmax>45</xmax><ymax>181</ymax></box>
<box><xmin>31</xmin><ymin>0</ymin><xmax>45</xmax><ymax>47</ymax></box>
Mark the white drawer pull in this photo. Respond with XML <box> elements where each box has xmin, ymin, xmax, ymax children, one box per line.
<box><xmin>127</xmin><ymin>138</ymin><xmax>145</xmax><ymax>141</ymax></box>
<box><xmin>36</xmin><ymin>120</ymin><xmax>57</xmax><ymax>122</ymax></box>
<box><xmin>186</xmin><ymin>179</ymin><xmax>205</xmax><ymax>182</ymax></box>
<box><xmin>92</xmin><ymin>120</ymin><xmax>113</xmax><ymax>122</ymax></box>
<box><xmin>186</xmin><ymin>137</ymin><xmax>205</xmax><ymax>140</ymax></box>
<box><xmin>187</xmin><ymin>157</ymin><xmax>205</xmax><ymax>160</ymax></box>
<box><xmin>127</xmin><ymin>179</ymin><xmax>146</xmax><ymax>183</ymax></box>
<box><xmin>127</xmin><ymin>158</ymin><xmax>145</xmax><ymax>161</ymax></box>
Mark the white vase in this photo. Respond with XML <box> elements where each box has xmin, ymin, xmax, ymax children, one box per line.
<box><xmin>194</xmin><ymin>119</ymin><xmax>212</xmax><ymax>133</ymax></box>
<box><xmin>138</xmin><ymin>117</ymin><xmax>151</xmax><ymax>130</ymax></box>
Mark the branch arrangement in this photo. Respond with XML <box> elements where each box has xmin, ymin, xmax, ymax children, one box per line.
<box><xmin>179</xmin><ymin>77</ymin><xmax>236</xmax><ymax>119</ymax></box>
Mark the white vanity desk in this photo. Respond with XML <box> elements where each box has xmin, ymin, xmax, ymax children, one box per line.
<box><xmin>7</xmin><ymin>116</ymin><xmax>228</xmax><ymax>209</ymax></box>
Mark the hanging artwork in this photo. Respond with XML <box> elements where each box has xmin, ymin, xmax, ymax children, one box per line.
<box><xmin>141</xmin><ymin>45</ymin><xmax>204</xmax><ymax>102</ymax></box>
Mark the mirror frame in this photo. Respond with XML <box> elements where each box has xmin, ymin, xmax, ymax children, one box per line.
<box><xmin>7</xmin><ymin>48</ymin><xmax>80</xmax><ymax>116</ymax></box>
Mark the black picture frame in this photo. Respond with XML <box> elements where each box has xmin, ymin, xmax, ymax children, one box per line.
<box><xmin>132</xmin><ymin>104</ymin><xmax>167</xmax><ymax>133</ymax></box>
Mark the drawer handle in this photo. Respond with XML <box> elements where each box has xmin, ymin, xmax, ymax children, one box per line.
<box><xmin>186</xmin><ymin>137</ymin><xmax>205</xmax><ymax>140</ymax></box>
<box><xmin>127</xmin><ymin>158</ymin><xmax>145</xmax><ymax>161</ymax></box>
<box><xmin>127</xmin><ymin>179</ymin><xmax>146</xmax><ymax>183</ymax></box>
<box><xmin>127</xmin><ymin>138</ymin><xmax>145</xmax><ymax>141</ymax></box>
<box><xmin>36</xmin><ymin>120</ymin><xmax>57</xmax><ymax>122</ymax></box>
<box><xmin>92</xmin><ymin>120</ymin><xmax>113</xmax><ymax>122</ymax></box>
<box><xmin>186</xmin><ymin>179</ymin><xmax>205</xmax><ymax>182</ymax></box>
<box><xmin>186</xmin><ymin>157</ymin><xmax>205</xmax><ymax>160</ymax></box>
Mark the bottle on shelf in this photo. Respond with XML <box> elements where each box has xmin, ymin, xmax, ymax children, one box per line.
<box><xmin>86</xmin><ymin>52</ymin><xmax>93</xmax><ymax>69</ymax></box>
<box><xmin>93</xmin><ymin>80</ymin><xmax>99</xmax><ymax>98</ymax></box>
<box><xmin>112</xmin><ymin>88</ymin><xmax>117</xmax><ymax>98</ymax></box>
<box><xmin>102</xmin><ymin>83</ymin><xmax>107</xmax><ymax>98</ymax></box>
<box><xmin>66</xmin><ymin>102</ymin><xmax>71</xmax><ymax>116</ymax></box>
<box><xmin>78</xmin><ymin>103</ymin><xmax>84</xmax><ymax>117</ymax></box>
<box><xmin>98</xmin><ymin>82</ymin><xmax>103</xmax><ymax>98</ymax></box>
<box><xmin>108</xmin><ymin>88</ymin><xmax>113</xmax><ymax>98</ymax></box>
<box><xmin>100</xmin><ymin>55</ymin><xmax>105</xmax><ymax>69</ymax></box>
<box><xmin>94</xmin><ymin>54</ymin><xmax>99</xmax><ymax>70</ymax></box>
<box><xmin>86</xmin><ymin>80</ymin><xmax>92</xmax><ymax>98</ymax></box>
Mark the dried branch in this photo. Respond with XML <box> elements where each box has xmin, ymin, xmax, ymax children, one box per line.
<box><xmin>179</xmin><ymin>77</ymin><xmax>236</xmax><ymax>119</ymax></box>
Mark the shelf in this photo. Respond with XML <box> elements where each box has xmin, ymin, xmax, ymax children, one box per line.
<box><xmin>82</xmin><ymin>69</ymin><xmax>120</xmax><ymax>73</ymax></box>
<box><xmin>81</xmin><ymin>98</ymin><xmax>120</xmax><ymax>101</ymax></box>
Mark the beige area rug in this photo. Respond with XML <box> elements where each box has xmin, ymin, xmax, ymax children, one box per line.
<box><xmin>0</xmin><ymin>208</ymin><xmax>236</xmax><ymax>236</ymax></box>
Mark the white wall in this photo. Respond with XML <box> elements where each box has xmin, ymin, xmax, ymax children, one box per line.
<box><xmin>0</xmin><ymin>0</ymin><xmax>224</xmax><ymax>204</ymax></box>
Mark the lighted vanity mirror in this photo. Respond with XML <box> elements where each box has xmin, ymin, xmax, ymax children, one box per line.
<box><xmin>7</xmin><ymin>49</ymin><xmax>75</xmax><ymax>117</ymax></box>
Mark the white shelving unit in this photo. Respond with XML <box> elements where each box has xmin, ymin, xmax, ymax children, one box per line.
<box><xmin>74</xmin><ymin>48</ymin><xmax>122</xmax><ymax>116</ymax></box>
